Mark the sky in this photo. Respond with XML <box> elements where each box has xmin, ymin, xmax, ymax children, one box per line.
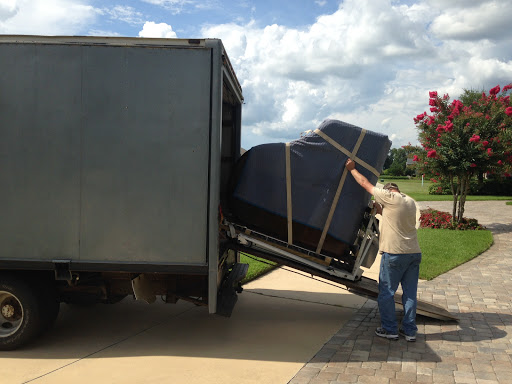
<box><xmin>1</xmin><ymin>0</ymin><xmax>511</xmax><ymax>150</ymax></box>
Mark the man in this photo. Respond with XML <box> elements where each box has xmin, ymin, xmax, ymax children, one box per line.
<box><xmin>345</xmin><ymin>158</ymin><xmax>421</xmax><ymax>342</ymax></box>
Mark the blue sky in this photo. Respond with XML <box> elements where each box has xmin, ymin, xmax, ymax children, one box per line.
<box><xmin>1</xmin><ymin>0</ymin><xmax>512</xmax><ymax>150</ymax></box>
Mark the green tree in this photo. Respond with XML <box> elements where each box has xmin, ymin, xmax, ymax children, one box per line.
<box><xmin>387</xmin><ymin>147</ymin><xmax>408</xmax><ymax>176</ymax></box>
<box><xmin>383</xmin><ymin>150</ymin><xmax>393</xmax><ymax>170</ymax></box>
<box><xmin>413</xmin><ymin>84</ymin><xmax>512</xmax><ymax>224</ymax></box>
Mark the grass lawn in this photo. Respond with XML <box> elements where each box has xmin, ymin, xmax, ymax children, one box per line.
<box><xmin>379</xmin><ymin>177</ymin><xmax>512</xmax><ymax>202</ymax></box>
<box><xmin>418</xmin><ymin>228</ymin><xmax>493</xmax><ymax>280</ymax></box>
<box><xmin>240</xmin><ymin>253</ymin><xmax>276</xmax><ymax>284</ymax></box>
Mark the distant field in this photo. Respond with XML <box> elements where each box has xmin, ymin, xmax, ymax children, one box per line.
<box><xmin>378</xmin><ymin>177</ymin><xmax>512</xmax><ymax>201</ymax></box>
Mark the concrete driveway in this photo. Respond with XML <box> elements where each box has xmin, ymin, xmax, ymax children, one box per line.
<box><xmin>1</xmin><ymin>266</ymin><xmax>370</xmax><ymax>384</ymax></box>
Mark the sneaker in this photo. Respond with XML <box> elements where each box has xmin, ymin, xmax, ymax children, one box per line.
<box><xmin>399</xmin><ymin>328</ymin><xmax>416</xmax><ymax>342</ymax></box>
<box><xmin>375</xmin><ymin>327</ymin><xmax>399</xmax><ymax>340</ymax></box>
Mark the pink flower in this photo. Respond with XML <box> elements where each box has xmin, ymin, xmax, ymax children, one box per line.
<box><xmin>451</xmin><ymin>100</ymin><xmax>463</xmax><ymax>116</ymax></box>
<box><xmin>482</xmin><ymin>140</ymin><xmax>489</xmax><ymax>147</ymax></box>
<box><xmin>427</xmin><ymin>150</ymin><xmax>437</xmax><ymax>158</ymax></box>
<box><xmin>498</xmin><ymin>160</ymin><xmax>503</xmax><ymax>165</ymax></box>
<box><xmin>436</xmin><ymin>125</ymin><xmax>445</xmax><ymax>133</ymax></box>
<box><xmin>429</xmin><ymin>91</ymin><xmax>438</xmax><ymax>98</ymax></box>
<box><xmin>429</xmin><ymin>99</ymin><xmax>437</xmax><ymax>106</ymax></box>
<box><xmin>413</xmin><ymin>155</ymin><xmax>419</xmax><ymax>162</ymax></box>
<box><xmin>414</xmin><ymin>112</ymin><xmax>427</xmax><ymax>123</ymax></box>
<box><xmin>445</xmin><ymin>122</ymin><xmax>453</xmax><ymax>132</ymax></box>
<box><xmin>469</xmin><ymin>134</ymin><xmax>481</xmax><ymax>143</ymax></box>
<box><xmin>470</xmin><ymin>163</ymin><xmax>477</xmax><ymax>168</ymax></box>
<box><xmin>505</xmin><ymin>107</ymin><xmax>512</xmax><ymax>116</ymax></box>
<box><xmin>490</xmin><ymin>85</ymin><xmax>500</xmax><ymax>95</ymax></box>
<box><xmin>503</xmin><ymin>84</ymin><xmax>512</xmax><ymax>92</ymax></box>
<box><xmin>487</xmin><ymin>148</ymin><xmax>493</xmax><ymax>156</ymax></box>
<box><xmin>430</xmin><ymin>107</ymin><xmax>440</xmax><ymax>113</ymax></box>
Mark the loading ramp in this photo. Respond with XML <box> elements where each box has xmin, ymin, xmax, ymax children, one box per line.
<box><xmin>223</xmin><ymin>208</ymin><xmax>456</xmax><ymax>322</ymax></box>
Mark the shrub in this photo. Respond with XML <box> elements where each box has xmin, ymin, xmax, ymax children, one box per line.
<box><xmin>428</xmin><ymin>178</ymin><xmax>452</xmax><ymax>195</ymax></box>
<box><xmin>472</xmin><ymin>177</ymin><xmax>512</xmax><ymax>195</ymax></box>
<box><xmin>419</xmin><ymin>209</ymin><xmax>485</xmax><ymax>230</ymax></box>
<box><xmin>428</xmin><ymin>175</ymin><xmax>512</xmax><ymax>196</ymax></box>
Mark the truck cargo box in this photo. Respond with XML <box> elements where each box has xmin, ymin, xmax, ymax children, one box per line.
<box><xmin>0</xmin><ymin>35</ymin><xmax>244</xmax><ymax>350</ymax></box>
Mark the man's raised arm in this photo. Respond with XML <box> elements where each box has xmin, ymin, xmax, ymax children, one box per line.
<box><xmin>345</xmin><ymin>158</ymin><xmax>375</xmax><ymax>195</ymax></box>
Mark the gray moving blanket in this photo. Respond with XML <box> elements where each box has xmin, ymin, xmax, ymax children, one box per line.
<box><xmin>230</xmin><ymin>119</ymin><xmax>391</xmax><ymax>266</ymax></box>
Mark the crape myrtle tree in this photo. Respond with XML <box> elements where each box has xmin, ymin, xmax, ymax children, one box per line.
<box><xmin>412</xmin><ymin>84</ymin><xmax>512</xmax><ymax>224</ymax></box>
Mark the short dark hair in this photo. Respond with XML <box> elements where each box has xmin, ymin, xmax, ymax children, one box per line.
<box><xmin>383</xmin><ymin>182</ymin><xmax>400</xmax><ymax>192</ymax></box>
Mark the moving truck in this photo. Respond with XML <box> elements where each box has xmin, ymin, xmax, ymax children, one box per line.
<box><xmin>0</xmin><ymin>35</ymin><xmax>455</xmax><ymax>351</ymax></box>
<box><xmin>0</xmin><ymin>36</ymin><xmax>246</xmax><ymax>350</ymax></box>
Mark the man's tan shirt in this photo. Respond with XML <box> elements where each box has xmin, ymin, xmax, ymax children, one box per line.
<box><xmin>373</xmin><ymin>188</ymin><xmax>421</xmax><ymax>255</ymax></box>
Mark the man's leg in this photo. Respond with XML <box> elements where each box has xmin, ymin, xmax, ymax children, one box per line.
<box><xmin>400</xmin><ymin>253</ymin><xmax>422</xmax><ymax>336</ymax></box>
<box><xmin>377</xmin><ymin>252</ymin><xmax>403</xmax><ymax>334</ymax></box>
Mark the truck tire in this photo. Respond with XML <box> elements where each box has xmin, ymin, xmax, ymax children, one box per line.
<box><xmin>0</xmin><ymin>274</ymin><xmax>44</xmax><ymax>351</ymax></box>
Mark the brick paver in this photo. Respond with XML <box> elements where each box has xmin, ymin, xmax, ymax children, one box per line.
<box><xmin>290</xmin><ymin>201</ymin><xmax>512</xmax><ymax>384</ymax></box>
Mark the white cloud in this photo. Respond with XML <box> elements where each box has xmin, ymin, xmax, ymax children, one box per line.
<box><xmin>202</xmin><ymin>0</ymin><xmax>436</xmax><ymax>147</ymax></box>
<box><xmin>429</xmin><ymin>0</ymin><xmax>512</xmax><ymax>41</ymax></box>
<box><xmin>0</xmin><ymin>0</ymin><xmax>18</xmax><ymax>21</ymax></box>
<box><xmin>141</xmin><ymin>0</ymin><xmax>193</xmax><ymax>15</ymax></box>
<box><xmin>201</xmin><ymin>0</ymin><xmax>512</xmax><ymax>149</ymax></box>
<box><xmin>0</xmin><ymin>0</ymin><xmax>96</xmax><ymax>35</ymax></box>
<box><xmin>99</xmin><ymin>5</ymin><xmax>144</xmax><ymax>26</ymax></box>
<box><xmin>138</xmin><ymin>21</ymin><xmax>177</xmax><ymax>38</ymax></box>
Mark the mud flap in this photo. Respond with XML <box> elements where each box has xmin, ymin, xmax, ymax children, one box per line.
<box><xmin>217</xmin><ymin>263</ymin><xmax>249</xmax><ymax>317</ymax></box>
<box><xmin>131</xmin><ymin>274</ymin><xmax>157</xmax><ymax>304</ymax></box>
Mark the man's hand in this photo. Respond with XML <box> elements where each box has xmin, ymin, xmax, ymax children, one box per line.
<box><xmin>345</xmin><ymin>158</ymin><xmax>355</xmax><ymax>171</ymax></box>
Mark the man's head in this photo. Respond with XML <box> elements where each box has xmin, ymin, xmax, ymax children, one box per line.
<box><xmin>383</xmin><ymin>182</ymin><xmax>400</xmax><ymax>193</ymax></box>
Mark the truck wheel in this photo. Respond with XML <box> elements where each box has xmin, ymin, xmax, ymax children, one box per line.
<box><xmin>0</xmin><ymin>275</ymin><xmax>43</xmax><ymax>351</ymax></box>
